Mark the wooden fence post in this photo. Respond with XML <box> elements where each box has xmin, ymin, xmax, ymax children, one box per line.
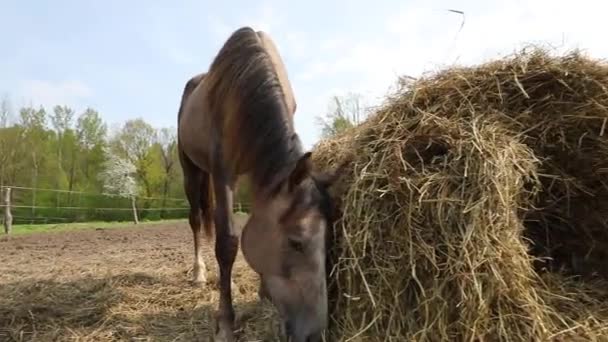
<box><xmin>3</xmin><ymin>187</ymin><xmax>12</xmax><ymax>234</ymax></box>
<box><xmin>131</xmin><ymin>196</ymin><xmax>139</xmax><ymax>225</ymax></box>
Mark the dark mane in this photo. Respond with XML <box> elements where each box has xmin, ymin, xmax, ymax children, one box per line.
<box><xmin>203</xmin><ymin>27</ymin><xmax>302</xmax><ymax>192</ymax></box>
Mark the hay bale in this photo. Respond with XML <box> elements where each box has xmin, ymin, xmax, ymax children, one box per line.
<box><xmin>313</xmin><ymin>47</ymin><xmax>608</xmax><ymax>341</ymax></box>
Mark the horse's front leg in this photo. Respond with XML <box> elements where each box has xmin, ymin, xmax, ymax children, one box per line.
<box><xmin>212</xmin><ymin>178</ymin><xmax>238</xmax><ymax>342</ymax></box>
<box><xmin>258</xmin><ymin>273</ymin><xmax>270</xmax><ymax>302</ymax></box>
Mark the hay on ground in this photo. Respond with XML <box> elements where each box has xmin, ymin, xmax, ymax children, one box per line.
<box><xmin>0</xmin><ymin>221</ymin><xmax>281</xmax><ymax>341</ymax></box>
<box><xmin>313</xmin><ymin>47</ymin><xmax>608</xmax><ymax>341</ymax></box>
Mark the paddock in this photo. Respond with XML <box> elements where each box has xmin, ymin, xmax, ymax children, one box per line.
<box><xmin>0</xmin><ymin>215</ymin><xmax>279</xmax><ymax>341</ymax></box>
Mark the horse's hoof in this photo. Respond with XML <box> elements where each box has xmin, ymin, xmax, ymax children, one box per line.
<box><xmin>191</xmin><ymin>274</ymin><xmax>208</xmax><ymax>286</ymax></box>
<box><xmin>192</xmin><ymin>271</ymin><xmax>207</xmax><ymax>285</ymax></box>
<box><xmin>258</xmin><ymin>285</ymin><xmax>270</xmax><ymax>302</ymax></box>
<box><xmin>191</xmin><ymin>279</ymin><xmax>207</xmax><ymax>287</ymax></box>
<box><xmin>213</xmin><ymin>323</ymin><xmax>235</xmax><ymax>342</ymax></box>
<box><xmin>258</xmin><ymin>277</ymin><xmax>270</xmax><ymax>302</ymax></box>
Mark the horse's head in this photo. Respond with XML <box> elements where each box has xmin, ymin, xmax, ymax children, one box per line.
<box><xmin>241</xmin><ymin>151</ymin><xmax>347</xmax><ymax>341</ymax></box>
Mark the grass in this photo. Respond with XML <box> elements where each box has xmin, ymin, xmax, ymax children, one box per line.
<box><xmin>5</xmin><ymin>219</ymin><xmax>187</xmax><ymax>236</ymax></box>
<box><xmin>4</xmin><ymin>212</ymin><xmax>250</xmax><ymax>236</ymax></box>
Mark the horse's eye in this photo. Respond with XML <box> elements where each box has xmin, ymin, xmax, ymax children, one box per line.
<box><xmin>288</xmin><ymin>238</ymin><xmax>304</xmax><ymax>253</ymax></box>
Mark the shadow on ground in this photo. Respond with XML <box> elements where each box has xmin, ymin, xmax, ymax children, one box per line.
<box><xmin>0</xmin><ymin>272</ymin><xmax>277</xmax><ymax>342</ymax></box>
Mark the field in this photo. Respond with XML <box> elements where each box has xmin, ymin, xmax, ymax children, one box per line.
<box><xmin>0</xmin><ymin>215</ymin><xmax>280</xmax><ymax>341</ymax></box>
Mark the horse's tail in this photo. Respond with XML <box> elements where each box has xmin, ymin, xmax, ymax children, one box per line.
<box><xmin>177</xmin><ymin>73</ymin><xmax>215</xmax><ymax>240</ymax></box>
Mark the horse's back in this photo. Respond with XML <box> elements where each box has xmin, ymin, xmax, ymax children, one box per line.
<box><xmin>178</xmin><ymin>72</ymin><xmax>214</xmax><ymax>171</ymax></box>
<box><xmin>178</xmin><ymin>72</ymin><xmax>205</xmax><ymax>122</ymax></box>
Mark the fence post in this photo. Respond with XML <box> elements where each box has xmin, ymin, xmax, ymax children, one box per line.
<box><xmin>131</xmin><ymin>196</ymin><xmax>139</xmax><ymax>225</ymax></box>
<box><xmin>3</xmin><ymin>187</ymin><xmax>12</xmax><ymax>234</ymax></box>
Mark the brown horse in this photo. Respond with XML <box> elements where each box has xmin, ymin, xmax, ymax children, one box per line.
<box><xmin>177</xmin><ymin>27</ymin><xmax>346</xmax><ymax>342</ymax></box>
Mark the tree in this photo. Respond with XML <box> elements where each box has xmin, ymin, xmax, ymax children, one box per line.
<box><xmin>157</xmin><ymin>127</ymin><xmax>177</xmax><ymax>217</ymax></box>
<box><xmin>77</xmin><ymin>108</ymin><xmax>107</xmax><ymax>150</ymax></box>
<box><xmin>51</xmin><ymin>105</ymin><xmax>75</xmax><ymax>189</ymax></box>
<box><xmin>316</xmin><ymin>92</ymin><xmax>368</xmax><ymax>139</ymax></box>
<box><xmin>19</xmin><ymin>106</ymin><xmax>50</xmax><ymax>215</ymax></box>
<box><xmin>19</xmin><ymin>106</ymin><xmax>47</xmax><ymax>130</ymax></box>
<box><xmin>51</xmin><ymin>105</ymin><xmax>74</xmax><ymax>134</ymax></box>
<box><xmin>99</xmin><ymin>145</ymin><xmax>139</xmax><ymax>223</ymax></box>
<box><xmin>0</xmin><ymin>127</ymin><xmax>19</xmax><ymax>187</ymax></box>
<box><xmin>109</xmin><ymin>118</ymin><xmax>158</xmax><ymax>197</ymax></box>
<box><xmin>0</xmin><ymin>95</ymin><xmax>10</xmax><ymax>128</ymax></box>
<box><xmin>0</xmin><ymin>100</ymin><xmax>191</xmax><ymax>224</ymax></box>
<box><xmin>112</xmin><ymin>119</ymin><xmax>156</xmax><ymax>162</ymax></box>
<box><xmin>0</xmin><ymin>96</ymin><xmax>14</xmax><ymax>187</ymax></box>
<box><xmin>76</xmin><ymin>108</ymin><xmax>108</xmax><ymax>191</ymax></box>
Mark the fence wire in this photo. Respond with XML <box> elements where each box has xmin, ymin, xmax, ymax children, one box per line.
<box><xmin>0</xmin><ymin>185</ymin><xmax>250</xmax><ymax>225</ymax></box>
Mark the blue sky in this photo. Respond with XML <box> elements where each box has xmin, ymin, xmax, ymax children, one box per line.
<box><xmin>2</xmin><ymin>0</ymin><xmax>607</xmax><ymax>148</ymax></box>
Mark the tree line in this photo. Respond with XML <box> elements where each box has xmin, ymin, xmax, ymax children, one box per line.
<box><xmin>0</xmin><ymin>96</ymin><xmax>253</xmax><ymax>224</ymax></box>
<box><xmin>0</xmin><ymin>90</ymin><xmax>367</xmax><ymax>225</ymax></box>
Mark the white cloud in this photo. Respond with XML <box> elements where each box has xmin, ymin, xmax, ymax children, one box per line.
<box><xmin>193</xmin><ymin>0</ymin><xmax>608</xmax><ymax>150</ymax></box>
<box><xmin>207</xmin><ymin>2</ymin><xmax>282</xmax><ymax>40</ymax></box>
<box><xmin>137</xmin><ymin>6</ymin><xmax>197</xmax><ymax>66</ymax></box>
<box><xmin>283</xmin><ymin>31</ymin><xmax>312</xmax><ymax>60</ymax></box>
<box><xmin>18</xmin><ymin>79</ymin><xmax>93</xmax><ymax>109</ymax></box>
<box><xmin>207</xmin><ymin>15</ymin><xmax>234</xmax><ymax>42</ymax></box>
<box><xmin>290</xmin><ymin>0</ymin><xmax>608</xmax><ymax>147</ymax></box>
<box><xmin>249</xmin><ymin>3</ymin><xmax>281</xmax><ymax>33</ymax></box>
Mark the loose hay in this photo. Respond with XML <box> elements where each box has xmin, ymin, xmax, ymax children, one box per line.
<box><xmin>313</xmin><ymin>47</ymin><xmax>608</xmax><ymax>341</ymax></box>
<box><xmin>0</xmin><ymin>221</ymin><xmax>280</xmax><ymax>341</ymax></box>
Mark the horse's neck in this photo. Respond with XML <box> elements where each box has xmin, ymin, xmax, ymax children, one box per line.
<box><xmin>250</xmin><ymin>173</ymin><xmax>286</xmax><ymax>203</ymax></box>
<box><xmin>248</xmin><ymin>148</ymin><xmax>298</xmax><ymax>206</ymax></box>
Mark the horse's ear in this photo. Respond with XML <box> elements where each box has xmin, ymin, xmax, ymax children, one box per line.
<box><xmin>288</xmin><ymin>152</ymin><xmax>313</xmax><ymax>191</ymax></box>
<box><xmin>316</xmin><ymin>159</ymin><xmax>350</xmax><ymax>189</ymax></box>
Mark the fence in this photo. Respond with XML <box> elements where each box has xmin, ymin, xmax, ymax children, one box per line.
<box><xmin>0</xmin><ymin>185</ymin><xmax>250</xmax><ymax>234</ymax></box>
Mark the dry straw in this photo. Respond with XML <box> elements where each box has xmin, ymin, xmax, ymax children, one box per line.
<box><xmin>313</xmin><ymin>47</ymin><xmax>608</xmax><ymax>341</ymax></box>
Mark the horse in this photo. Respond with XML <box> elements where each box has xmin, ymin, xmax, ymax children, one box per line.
<box><xmin>176</xmin><ymin>26</ymin><xmax>347</xmax><ymax>342</ymax></box>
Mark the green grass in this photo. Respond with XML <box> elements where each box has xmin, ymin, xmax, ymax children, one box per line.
<box><xmin>3</xmin><ymin>212</ymin><xmax>249</xmax><ymax>236</ymax></box>
<box><xmin>5</xmin><ymin>219</ymin><xmax>187</xmax><ymax>236</ymax></box>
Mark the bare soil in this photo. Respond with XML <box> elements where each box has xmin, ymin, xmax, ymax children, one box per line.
<box><xmin>0</xmin><ymin>216</ymin><xmax>280</xmax><ymax>341</ymax></box>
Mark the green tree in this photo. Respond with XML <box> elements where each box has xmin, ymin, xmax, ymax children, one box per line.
<box><xmin>109</xmin><ymin>118</ymin><xmax>158</xmax><ymax>197</ymax></box>
<box><xmin>0</xmin><ymin>95</ymin><xmax>10</xmax><ymax>128</ymax></box>
<box><xmin>50</xmin><ymin>105</ymin><xmax>75</xmax><ymax>189</ymax></box>
<box><xmin>316</xmin><ymin>92</ymin><xmax>367</xmax><ymax>139</ymax></box>
<box><xmin>157</xmin><ymin>127</ymin><xmax>178</xmax><ymax>217</ymax></box>
<box><xmin>0</xmin><ymin>127</ymin><xmax>19</xmax><ymax>187</ymax></box>
<box><xmin>76</xmin><ymin>108</ymin><xmax>107</xmax><ymax>192</ymax></box>
<box><xmin>0</xmin><ymin>96</ymin><xmax>14</xmax><ymax>186</ymax></box>
<box><xmin>18</xmin><ymin>106</ymin><xmax>52</xmax><ymax>215</ymax></box>
<box><xmin>0</xmin><ymin>98</ymin><xmax>193</xmax><ymax>224</ymax></box>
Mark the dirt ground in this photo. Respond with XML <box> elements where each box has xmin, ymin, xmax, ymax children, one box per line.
<box><xmin>0</xmin><ymin>216</ymin><xmax>281</xmax><ymax>341</ymax></box>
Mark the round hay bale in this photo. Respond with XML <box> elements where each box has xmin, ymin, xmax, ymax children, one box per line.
<box><xmin>313</xmin><ymin>47</ymin><xmax>608</xmax><ymax>341</ymax></box>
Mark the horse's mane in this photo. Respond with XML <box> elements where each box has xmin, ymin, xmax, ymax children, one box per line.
<box><xmin>203</xmin><ymin>27</ymin><xmax>302</xmax><ymax>191</ymax></box>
